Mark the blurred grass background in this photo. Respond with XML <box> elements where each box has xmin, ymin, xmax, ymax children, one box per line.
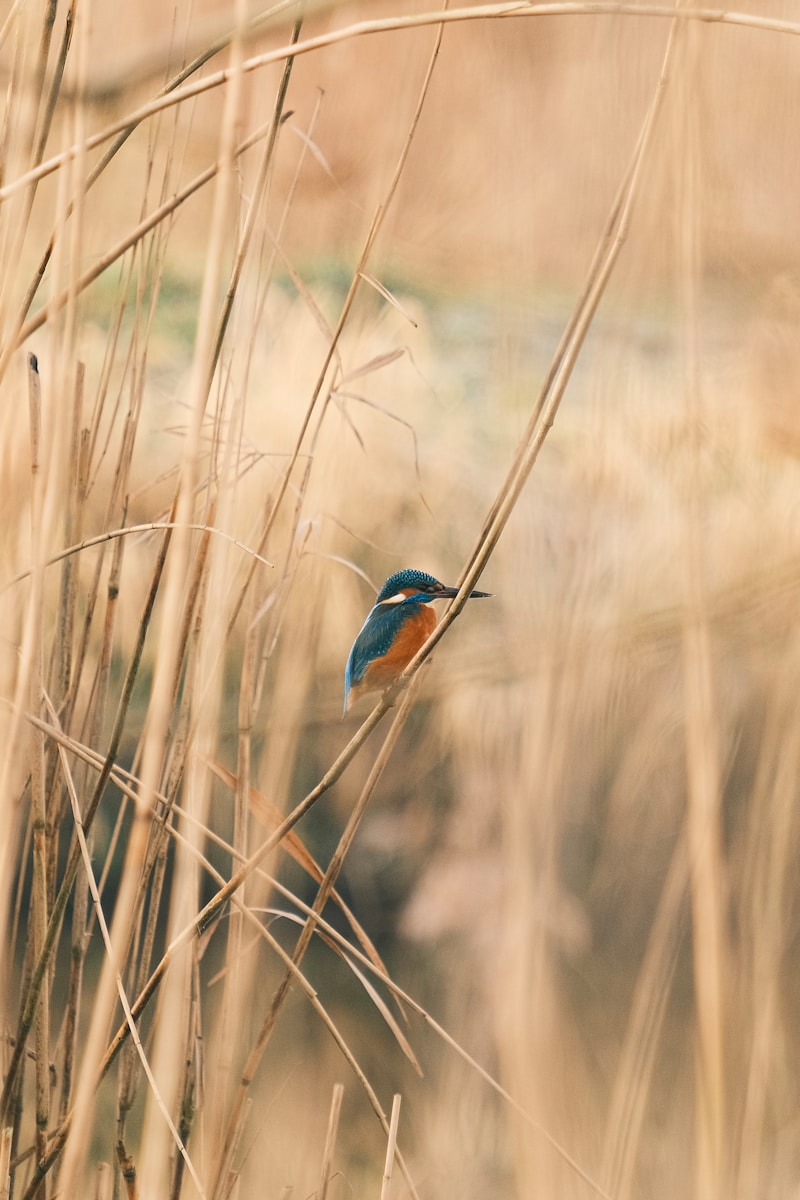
<box><xmin>2</xmin><ymin>0</ymin><xmax>800</xmax><ymax>1197</ymax></box>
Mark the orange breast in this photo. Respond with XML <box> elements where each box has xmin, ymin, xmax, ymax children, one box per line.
<box><xmin>359</xmin><ymin>604</ymin><xmax>437</xmax><ymax>692</ymax></box>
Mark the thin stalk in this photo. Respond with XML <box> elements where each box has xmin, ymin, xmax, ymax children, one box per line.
<box><xmin>208</xmin><ymin>9</ymin><xmax>304</xmax><ymax>387</ymax></box>
<box><xmin>57</xmin><ymin>481</ymin><xmax>116</xmax><ymax>1128</ymax></box>
<box><xmin>317</xmin><ymin>1084</ymin><xmax>344</xmax><ymax>1200</ymax></box>
<box><xmin>27</xmin><ymin>352</ymin><xmax>50</xmax><ymax>1195</ymax></box>
<box><xmin>675</xmin><ymin>16</ymin><xmax>727</xmax><ymax>1195</ymax></box>
<box><xmin>379</xmin><ymin>1095</ymin><xmax>402</xmax><ymax>1200</ymax></box>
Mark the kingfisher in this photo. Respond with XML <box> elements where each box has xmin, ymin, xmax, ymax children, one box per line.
<box><xmin>343</xmin><ymin>567</ymin><xmax>491</xmax><ymax>715</ymax></box>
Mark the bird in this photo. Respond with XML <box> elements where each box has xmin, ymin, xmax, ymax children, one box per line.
<box><xmin>343</xmin><ymin>567</ymin><xmax>491</xmax><ymax>715</ymax></box>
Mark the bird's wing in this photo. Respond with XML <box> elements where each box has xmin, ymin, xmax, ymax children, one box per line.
<box><xmin>345</xmin><ymin>602</ymin><xmax>401</xmax><ymax>686</ymax></box>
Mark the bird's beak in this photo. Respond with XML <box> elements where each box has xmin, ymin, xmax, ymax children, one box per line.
<box><xmin>438</xmin><ymin>585</ymin><xmax>492</xmax><ymax>599</ymax></box>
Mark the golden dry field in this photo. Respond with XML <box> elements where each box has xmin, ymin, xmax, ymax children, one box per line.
<box><xmin>2</xmin><ymin>1</ymin><xmax>800</xmax><ymax>1197</ymax></box>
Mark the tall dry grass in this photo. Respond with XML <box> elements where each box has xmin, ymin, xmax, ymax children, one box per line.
<box><xmin>1</xmin><ymin>1</ymin><xmax>800</xmax><ymax>1198</ymax></box>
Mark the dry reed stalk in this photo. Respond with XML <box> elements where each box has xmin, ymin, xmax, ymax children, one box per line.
<box><xmin>734</xmin><ymin>657</ymin><xmax>800</xmax><ymax>1199</ymax></box>
<box><xmin>58</xmin><ymin>496</ymin><xmax>121</xmax><ymax>1128</ymax></box>
<box><xmin>132</xmin><ymin>521</ymin><xmax>216</xmax><ymax>1189</ymax></box>
<box><xmin>0</xmin><ymin>2</ymin><xmax>59</xmax><ymax>318</ymax></box>
<box><xmin>674</xmin><ymin>17</ymin><xmax>728</xmax><ymax>1197</ymax></box>
<box><xmin>93</xmin><ymin>1160</ymin><xmax>112</xmax><ymax>1200</ymax></box>
<box><xmin>210</xmin><ymin>613</ymin><xmax>256</xmax><ymax>1137</ymax></box>
<box><xmin>116</xmin><ymin>1137</ymin><xmax>138</xmax><ymax>1199</ymax></box>
<box><xmin>209</xmin><ymin>12</ymin><xmax>304</xmax><ymax>385</ymax></box>
<box><xmin>1</xmin><ymin>523</ymin><xmax>271</xmax><ymax>595</ymax></box>
<box><xmin>49</xmin><ymin>363</ymin><xmax>84</xmax><ymax>729</ymax></box>
<box><xmin>0</xmin><ymin>1127</ymin><xmax>11</xmax><ymax>1200</ymax></box>
<box><xmin>599</xmin><ymin>830</ymin><xmax>689</xmax><ymax>1199</ymax></box>
<box><xmin>317</xmin><ymin>1082</ymin><xmax>344</xmax><ymax>1200</ymax></box>
<box><xmin>379</xmin><ymin>1093</ymin><xmax>402</xmax><ymax>1200</ymax></box>
<box><xmin>26</xmin><ymin>352</ymin><xmax>50</xmax><ymax>1196</ymax></box>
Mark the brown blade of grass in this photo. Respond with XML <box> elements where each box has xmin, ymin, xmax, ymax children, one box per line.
<box><xmin>207</xmin><ymin>11</ymin><xmax>304</xmax><ymax>389</ymax></box>
<box><xmin>1</xmin><ymin>522</ymin><xmax>271</xmax><ymax>594</ymax></box>
<box><xmin>0</xmin><ymin>1125</ymin><xmax>11</xmax><ymax>1200</ymax></box>
<box><xmin>26</xmin><ymin>351</ymin><xmax>50</xmax><ymax>1191</ymax></box>
<box><xmin>601</xmin><ymin>832</ymin><xmax>689</xmax><ymax>1198</ymax></box>
<box><xmin>0</xmin><ymin>1</ymin><xmax>65</xmax><ymax>319</ymax></box>
<box><xmin>380</xmin><ymin>1094</ymin><xmax>402</xmax><ymax>1200</ymax></box>
<box><xmin>356</xmin><ymin>276</ymin><xmax>419</xmax><ymax>327</ymax></box>
<box><xmin>676</xmin><ymin>17</ymin><xmax>728</xmax><ymax>1193</ymax></box>
<box><xmin>30</xmin><ymin>2</ymin><xmax>75</xmax><ymax>168</ymax></box>
<box><xmin>317</xmin><ymin>1082</ymin><xmax>344</xmax><ymax>1200</ymax></box>
<box><xmin>733</xmin><ymin>664</ymin><xmax>800</xmax><ymax>1200</ymax></box>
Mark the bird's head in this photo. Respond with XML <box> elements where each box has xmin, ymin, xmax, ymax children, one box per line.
<box><xmin>375</xmin><ymin>568</ymin><xmax>491</xmax><ymax>605</ymax></box>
